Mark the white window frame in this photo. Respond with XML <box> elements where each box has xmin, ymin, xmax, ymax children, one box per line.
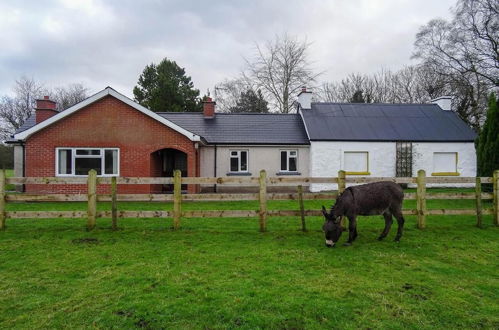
<box><xmin>229</xmin><ymin>150</ymin><xmax>249</xmax><ymax>173</ymax></box>
<box><xmin>55</xmin><ymin>147</ymin><xmax>120</xmax><ymax>177</ymax></box>
<box><xmin>280</xmin><ymin>149</ymin><xmax>298</xmax><ymax>172</ymax></box>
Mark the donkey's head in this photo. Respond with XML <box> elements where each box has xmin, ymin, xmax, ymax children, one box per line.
<box><xmin>321</xmin><ymin>190</ymin><xmax>352</xmax><ymax>247</ymax></box>
<box><xmin>321</xmin><ymin>205</ymin><xmax>345</xmax><ymax>248</ymax></box>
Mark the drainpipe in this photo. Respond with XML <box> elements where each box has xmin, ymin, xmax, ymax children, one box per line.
<box><xmin>214</xmin><ymin>145</ymin><xmax>217</xmax><ymax>193</ymax></box>
<box><xmin>21</xmin><ymin>143</ymin><xmax>26</xmax><ymax>192</ymax></box>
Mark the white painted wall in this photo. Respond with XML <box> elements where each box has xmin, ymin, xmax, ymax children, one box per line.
<box><xmin>309</xmin><ymin>141</ymin><xmax>477</xmax><ymax>191</ymax></box>
<box><xmin>412</xmin><ymin>142</ymin><xmax>476</xmax><ymax>187</ymax></box>
<box><xmin>310</xmin><ymin>141</ymin><xmax>396</xmax><ymax>191</ymax></box>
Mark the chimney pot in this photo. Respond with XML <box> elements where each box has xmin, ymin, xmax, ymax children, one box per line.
<box><xmin>35</xmin><ymin>96</ymin><xmax>58</xmax><ymax>124</ymax></box>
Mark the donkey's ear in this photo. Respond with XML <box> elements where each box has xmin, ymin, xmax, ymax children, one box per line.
<box><xmin>321</xmin><ymin>205</ymin><xmax>328</xmax><ymax>217</ymax></box>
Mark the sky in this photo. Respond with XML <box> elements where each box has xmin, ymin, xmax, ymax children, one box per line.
<box><xmin>0</xmin><ymin>0</ymin><xmax>456</xmax><ymax>98</ymax></box>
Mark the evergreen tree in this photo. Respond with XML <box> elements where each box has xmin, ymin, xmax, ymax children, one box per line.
<box><xmin>476</xmin><ymin>93</ymin><xmax>499</xmax><ymax>177</ymax></box>
<box><xmin>230</xmin><ymin>89</ymin><xmax>269</xmax><ymax>113</ymax></box>
<box><xmin>350</xmin><ymin>90</ymin><xmax>366</xmax><ymax>103</ymax></box>
<box><xmin>133</xmin><ymin>58</ymin><xmax>201</xmax><ymax>112</ymax></box>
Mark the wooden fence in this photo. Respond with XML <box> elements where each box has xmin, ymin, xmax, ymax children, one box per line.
<box><xmin>0</xmin><ymin>169</ymin><xmax>498</xmax><ymax>232</ymax></box>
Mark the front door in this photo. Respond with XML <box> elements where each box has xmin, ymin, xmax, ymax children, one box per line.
<box><xmin>162</xmin><ymin>149</ymin><xmax>187</xmax><ymax>192</ymax></box>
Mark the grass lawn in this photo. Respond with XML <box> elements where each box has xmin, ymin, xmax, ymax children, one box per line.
<box><xmin>4</xmin><ymin>169</ymin><xmax>14</xmax><ymax>191</ymax></box>
<box><xmin>0</xmin><ymin>197</ymin><xmax>498</xmax><ymax>328</ymax></box>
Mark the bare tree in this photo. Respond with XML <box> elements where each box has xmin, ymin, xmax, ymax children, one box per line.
<box><xmin>213</xmin><ymin>78</ymin><xmax>252</xmax><ymax>113</ymax></box>
<box><xmin>318</xmin><ymin>65</ymin><xmax>451</xmax><ymax>103</ymax></box>
<box><xmin>50</xmin><ymin>83</ymin><xmax>89</xmax><ymax>111</ymax></box>
<box><xmin>0</xmin><ymin>77</ymin><xmax>89</xmax><ymax>140</ymax></box>
<box><xmin>244</xmin><ymin>34</ymin><xmax>320</xmax><ymax>113</ymax></box>
<box><xmin>0</xmin><ymin>77</ymin><xmax>45</xmax><ymax>139</ymax></box>
<box><xmin>412</xmin><ymin>0</ymin><xmax>498</xmax><ymax>128</ymax></box>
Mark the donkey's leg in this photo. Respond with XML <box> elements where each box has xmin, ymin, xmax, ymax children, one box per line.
<box><xmin>393</xmin><ymin>209</ymin><xmax>405</xmax><ymax>242</ymax></box>
<box><xmin>378</xmin><ymin>211</ymin><xmax>393</xmax><ymax>241</ymax></box>
<box><xmin>344</xmin><ymin>216</ymin><xmax>357</xmax><ymax>246</ymax></box>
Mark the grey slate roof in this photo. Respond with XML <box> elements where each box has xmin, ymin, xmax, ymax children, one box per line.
<box><xmin>14</xmin><ymin>114</ymin><xmax>36</xmax><ymax>135</ymax></box>
<box><xmin>301</xmin><ymin>103</ymin><xmax>477</xmax><ymax>142</ymax></box>
<box><xmin>159</xmin><ymin>112</ymin><xmax>310</xmax><ymax>145</ymax></box>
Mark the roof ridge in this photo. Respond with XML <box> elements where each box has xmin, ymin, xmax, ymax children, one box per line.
<box><xmin>158</xmin><ymin>112</ymin><xmax>298</xmax><ymax>115</ymax></box>
<box><xmin>312</xmin><ymin>102</ymin><xmax>437</xmax><ymax>106</ymax></box>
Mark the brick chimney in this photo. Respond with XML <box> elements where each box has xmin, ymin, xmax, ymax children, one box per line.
<box><xmin>203</xmin><ymin>97</ymin><xmax>215</xmax><ymax>119</ymax></box>
<box><xmin>35</xmin><ymin>96</ymin><xmax>58</xmax><ymax>124</ymax></box>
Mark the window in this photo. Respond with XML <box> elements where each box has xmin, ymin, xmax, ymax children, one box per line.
<box><xmin>230</xmin><ymin>150</ymin><xmax>248</xmax><ymax>172</ymax></box>
<box><xmin>56</xmin><ymin>148</ymin><xmax>119</xmax><ymax>176</ymax></box>
<box><xmin>343</xmin><ymin>151</ymin><xmax>369</xmax><ymax>175</ymax></box>
<box><xmin>432</xmin><ymin>152</ymin><xmax>458</xmax><ymax>176</ymax></box>
<box><xmin>280</xmin><ymin>150</ymin><xmax>297</xmax><ymax>172</ymax></box>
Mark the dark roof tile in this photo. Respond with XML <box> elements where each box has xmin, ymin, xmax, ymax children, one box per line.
<box><xmin>301</xmin><ymin>103</ymin><xmax>476</xmax><ymax>141</ymax></box>
<box><xmin>159</xmin><ymin>112</ymin><xmax>309</xmax><ymax>145</ymax></box>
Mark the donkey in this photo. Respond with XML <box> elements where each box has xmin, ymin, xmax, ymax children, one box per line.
<box><xmin>322</xmin><ymin>181</ymin><xmax>405</xmax><ymax>247</ymax></box>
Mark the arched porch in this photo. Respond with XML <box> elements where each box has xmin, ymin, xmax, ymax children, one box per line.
<box><xmin>150</xmin><ymin>147</ymin><xmax>197</xmax><ymax>193</ymax></box>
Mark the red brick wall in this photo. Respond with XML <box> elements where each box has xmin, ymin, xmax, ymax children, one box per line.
<box><xmin>36</xmin><ymin>109</ymin><xmax>59</xmax><ymax>124</ymax></box>
<box><xmin>25</xmin><ymin>95</ymin><xmax>197</xmax><ymax>194</ymax></box>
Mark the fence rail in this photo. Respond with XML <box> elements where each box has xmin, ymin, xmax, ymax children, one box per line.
<box><xmin>0</xmin><ymin>169</ymin><xmax>498</xmax><ymax>231</ymax></box>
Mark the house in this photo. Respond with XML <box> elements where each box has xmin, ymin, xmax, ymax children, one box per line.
<box><xmin>7</xmin><ymin>87</ymin><xmax>309</xmax><ymax>194</ymax></box>
<box><xmin>295</xmin><ymin>89</ymin><xmax>477</xmax><ymax>190</ymax></box>
<box><xmin>6</xmin><ymin>86</ymin><xmax>476</xmax><ymax>194</ymax></box>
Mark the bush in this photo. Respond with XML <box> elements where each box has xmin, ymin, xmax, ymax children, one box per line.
<box><xmin>0</xmin><ymin>144</ymin><xmax>14</xmax><ymax>169</ymax></box>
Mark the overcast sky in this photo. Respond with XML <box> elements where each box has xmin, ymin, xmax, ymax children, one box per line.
<box><xmin>0</xmin><ymin>0</ymin><xmax>456</xmax><ymax>98</ymax></box>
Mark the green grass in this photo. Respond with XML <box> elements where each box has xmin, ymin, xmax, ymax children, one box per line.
<box><xmin>4</xmin><ymin>169</ymin><xmax>14</xmax><ymax>191</ymax></box>
<box><xmin>1</xmin><ymin>197</ymin><xmax>498</xmax><ymax>328</ymax></box>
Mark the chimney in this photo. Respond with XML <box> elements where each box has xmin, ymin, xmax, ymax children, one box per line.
<box><xmin>431</xmin><ymin>96</ymin><xmax>452</xmax><ymax>111</ymax></box>
<box><xmin>297</xmin><ymin>86</ymin><xmax>312</xmax><ymax>110</ymax></box>
<box><xmin>35</xmin><ymin>96</ymin><xmax>58</xmax><ymax>124</ymax></box>
<box><xmin>203</xmin><ymin>97</ymin><xmax>215</xmax><ymax>119</ymax></box>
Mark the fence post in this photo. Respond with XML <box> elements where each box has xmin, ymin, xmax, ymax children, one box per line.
<box><xmin>259</xmin><ymin>170</ymin><xmax>267</xmax><ymax>232</ymax></box>
<box><xmin>173</xmin><ymin>169</ymin><xmax>182</xmax><ymax>230</ymax></box>
<box><xmin>87</xmin><ymin>169</ymin><xmax>97</xmax><ymax>231</ymax></box>
<box><xmin>494</xmin><ymin>170</ymin><xmax>499</xmax><ymax>226</ymax></box>
<box><xmin>338</xmin><ymin>170</ymin><xmax>346</xmax><ymax>194</ymax></box>
<box><xmin>111</xmin><ymin>176</ymin><xmax>118</xmax><ymax>231</ymax></box>
<box><xmin>0</xmin><ymin>169</ymin><xmax>5</xmax><ymax>230</ymax></box>
<box><xmin>297</xmin><ymin>185</ymin><xmax>306</xmax><ymax>232</ymax></box>
<box><xmin>416</xmin><ymin>169</ymin><xmax>426</xmax><ymax>229</ymax></box>
<box><xmin>475</xmin><ymin>177</ymin><xmax>482</xmax><ymax>228</ymax></box>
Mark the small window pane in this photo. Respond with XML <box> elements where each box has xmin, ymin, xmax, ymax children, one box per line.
<box><xmin>76</xmin><ymin>149</ymin><xmax>100</xmax><ymax>155</ymax></box>
<box><xmin>230</xmin><ymin>157</ymin><xmax>239</xmax><ymax>172</ymax></box>
<box><xmin>75</xmin><ymin>157</ymin><xmax>102</xmax><ymax>175</ymax></box>
<box><xmin>290</xmin><ymin>151</ymin><xmax>297</xmax><ymax>156</ymax></box>
<box><xmin>240</xmin><ymin>151</ymin><xmax>247</xmax><ymax>171</ymax></box>
<box><xmin>231</xmin><ymin>151</ymin><xmax>238</xmax><ymax>156</ymax></box>
<box><xmin>105</xmin><ymin>150</ymin><xmax>118</xmax><ymax>174</ymax></box>
<box><xmin>58</xmin><ymin>149</ymin><xmax>72</xmax><ymax>175</ymax></box>
<box><xmin>281</xmin><ymin>151</ymin><xmax>287</xmax><ymax>171</ymax></box>
<box><xmin>289</xmin><ymin>157</ymin><xmax>297</xmax><ymax>172</ymax></box>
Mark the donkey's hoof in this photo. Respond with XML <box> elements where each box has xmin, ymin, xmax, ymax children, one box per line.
<box><xmin>377</xmin><ymin>236</ymin><xmax>385</xmax><ymax>241</ymax></box>
<box><xmin>394</xmin><ymin>238</ymin><xmax>401</xmax><ymax>242</ymax></box>
<box><xmin>343</xmin><ymin>242</ymin><xmax>352</xmax><ymax>247</ymax></box>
